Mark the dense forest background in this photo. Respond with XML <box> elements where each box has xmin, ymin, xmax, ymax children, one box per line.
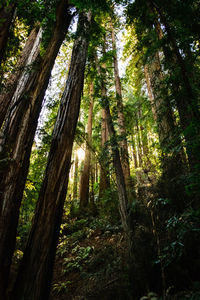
<box><xmin>0</xmin><ymin>0</ymin><xmax>200</xmax><ymax>299</ymax></box>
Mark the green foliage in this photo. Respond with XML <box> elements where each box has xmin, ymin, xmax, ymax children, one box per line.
<box><xmin>155</xmin><ymin>209</ymin><xmax>200</xmax><ymax>269</ymax></box>
<box><xmin>52</xmin><ymin>281</ymin><xmax>71</xmax><ymax>295</ymax></box>
<box><xmin>63</xmin><ymin>245</ymin><xmax>94</xmax><ymax>273</ymax></box>
<box><xmin>98</xmin><ymin>188</ymin><xmax>120</xmax><ymax>223</ymax></box>
<box><xmin>70</xmin><ymin>0</ymin><xmax>112</xmax><ymax>13</ymax></box>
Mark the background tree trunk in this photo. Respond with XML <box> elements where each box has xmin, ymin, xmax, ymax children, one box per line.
<box><xmin>80</xmin><ymin>82</ymin><xmax>94</xmax><ymax>208</ymax></box>
<box><xmin>131</xmin><ymin>135</ymin><xmax>138</xmax><ymax>169</ymax></box>
<box><xmin>96</xmin><ymin>56</ymin><xmax>131</xmax><ymax>247</ymax></box>
<box><xmin>145</xmin><ymin>51</ymin><xmax>187</xmax><ymax>208</ymax></box>
<box><xmin>0</xmin><ymin>2</ymin><xmax>16</xmax><ymax>66</ymax></box>
<box><xmin>73</xmin><ymin>153</ymin><xmax>79</xmax><ymax>200</ymax></box>
<box><xmin>99</xmin><ymin>106</ymin><xmax>110</xmax><ymax>199</ymax></box>
<box><xmin>110</xmin><ymin>19</ymin><xmax>131</xmax><ymax>191</ymax></box>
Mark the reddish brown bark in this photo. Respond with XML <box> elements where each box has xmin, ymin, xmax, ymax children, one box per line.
<box><xmin>0</xmin><ymin>25</ymin><xmax>41</xmax><ymax>128</ymax></box>
<box><xmin>136</xmin><ymin>120</ymin><xmax>143</xmax><ymax>167</ymax></box>
<box><xmin>0</xmin><ymin>2</ymin><xmax>15</xmax><ymax>65</ymax></box>
<box><xmin>131</xmin><ymin>135</ymin><xmax>138</xmax><ymax>169</ymax></box>
<box><xmin>0</xmin><ymin>1</ymin><xmax>72</xmax><ymax>297</ymax></box>
<box><xmin>99</xmin><ymin>103</ymin><xmax>110</xmax><ymax>199</ymax></box>
<box><xmin>150</xmin><ymin>0</ymin><xmax>200</xmax><ymax>171</ymax></box>
<box><xmin>12</xmin><ymin>11</ymin><xmax>91</xmax><ymax>300</ymax></box>
<box><xmin>144</xmin><ymin>51</ymin><xmax>188</xmax><ymax>208</ymax></box>
<box><xmin>144</xmin><ymin>53</ymin><xmax>185</xmax><ymax>165</ymax></box>
<box><xmin>110</xmin><ymin>20</ymin><xmax>131</xmax><ymax>188</ymax></box>
<box><xmin>96</xmin><ymin>55</ymin><xmax>130</xmax><ymax>237</ymax></box>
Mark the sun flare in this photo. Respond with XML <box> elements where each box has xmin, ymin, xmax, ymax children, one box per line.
<box><xmin>77</xmin><ymin>148</ymin><xmax>85</xmax><ymax>161</ymax></box>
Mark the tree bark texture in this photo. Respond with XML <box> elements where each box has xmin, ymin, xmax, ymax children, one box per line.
<box><xmin>80</xmin><ymin>82</ymin><xmax>94</xmax><ymax>208</ymax></box>
<box><xmin>0</xmin><ymin>25</ymin><xmax>41</xmax><ymax>128</ymax></box>
<box><xmin>12</xmin><ymin>11</ymin><xmax>91</xmax><ymax>300</ymax></box>
<box><xmin>138</xmin><ymin>106</ymin><xmax>151</xmax><ymax>168</ymax></box>
<box><xmin>131</xmin><ymin>135</ymin><xmax>138</xmax><ymax>169</ymax></box>
<box><xmin>110</xmin><ymin>20</ymin><xmax>131</xmax><ymax>188</ymax></box>
<box><xmin>96</xmin><ymin>58</ymin><xmax>130</xmax><ymax>241</ymax></box>
<box><xmin>0</xmin><ymin>2</ymin><xmax>16</xmax><ymax>66</ymax></box>
<box><xmin>144</xmin><ymin>52</ymin><xmax>188</xmax><ymax>208</ymax></box>
<box><xmin>150</xmin><ymin>0</ymin><xmax>200</xmax><ymax>171</ymax></box>
<box><xmin>136</xmin><ymin>120</ymin><xmax>143</xmax><ymax>167</ymax></box>
<box><xmin>0</xmin><ymin>1</ymin><xmax>72</xmax><ymax>297</ymax></box>
<box><xmin>99</xmin><ymin>103</ymin><xmax>110</xmax><ymax>199</ymax></box>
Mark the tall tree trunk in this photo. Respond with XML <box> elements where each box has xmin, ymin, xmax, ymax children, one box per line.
<box><xmin>110</xmin><ymin>19</ymin><xmax>131</xmax><ymax>190</ymax></box>
<box><xmin>80</xmin><ymin>82</ymin><xmax>94</xmax><ymax>208</ymax></box>
<box><xmin>136</xmin><ymin>121</ymin><xmax>143</xmax><ymax>167</ymax></box>
<box><xmin>131</xmin><ymin>135</ymin><xmax>138</xmax><ymax>169</ymax></box>
<box><xmin>96</xmin><ymin>56</ymin><xmax>131</xmax><ymax>244</ymax></box>
<box><xmin>12</xmin><ymin>11</ymin><xmax>91</xmax><ymax>300</ymax></box>
<box><xmin>138</xmin><ymin>106</ymin><xmax>150</xmax><ymax>168</ymax></box>
<box><xmin>144</xmin><ymin>52</ymin><xmax>187</xmax><ymax>208</ymax></box>
<box><xmin>145</xmin><ymin>53</ymin><xmax>183</xmax><ymax>160</ymax></box>
<box><xmin>149</xmin><ymin>0</ymin><xmax>200</xmax><ymax>172</ymax></box>
<box><xmin>105</xmin><ymin>103</ymin><xmax>130</xmax><ymax>235</ymax></box>
<box><xmin>95</xmin><ymin>160</ymin><xmax>99</xmax><ymax>183</ymax></box>
<box><xmin>0</xmin><ymin>25</ymin><xmax>41</xmax><ymax>128</ymax></box>
<box><xmin>144</xmin><ymin>65</ymin><xmax>157</xmax><ymax>122</ymax></box>
<box><xmin>90</xmin><ymin>153</ymin><xmax>97</xmax><ymax>214</ymax></box>
<box><xmin>0</xmin><ymin>1</ymin><xmax>72</xmax><ymax>297</ymax></box>
<box><xmin>99</xmin><ymin>106</ymin><xmax>110</xmax><ymax>199</ymax></box>
<box><xmin>0</xmin><ymin>2</ymin><xmax>16</xmax><ymax>66</ymax></box>
<box><xmin>73</xmin><ymin>153</ymin><xmax>79</xmax><ymax>200</ymax></box>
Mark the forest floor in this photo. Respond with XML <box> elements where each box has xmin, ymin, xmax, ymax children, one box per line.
<box><xmin>50</xmin><ymin>216</ymin><xmax>132</xmax><ymax>300</ymax></box>
<box><xmin>11</xmin><ymin>207</ymin><xmax>200</xmax><ymax>300</ymax></box>
<box><xmin>50</xmin><ymin>211</ymin><xmax>200</xmax><ymax>300</ymax></box>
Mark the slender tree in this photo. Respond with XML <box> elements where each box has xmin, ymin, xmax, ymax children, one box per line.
<box><xmin>96</xmin><ymin>54</ymin><xmax>131</xmax><ymax>246</ymax></box>
<box><xmin>99</xmin><ymin>106</ymin><xmax>110</xmax><ymax>199</ymax></box>
<box><xmin>73</xmin><ymin>153</ymin><xmax>79</xmax><ymax>201</ymax></box>
<box><xmin>12</xmin><ymin>10</ymin><xmax>92</xmax><ymax>300</ymax></box>
<box><xmin>80</xmin><ymin>82</ymin><xmax>94</xmax><ymax>208</ymax></box>
<box><xmin>110</xmin><ymin>18</ymin><xmax>131</xmax><ymax>192</ymax></box>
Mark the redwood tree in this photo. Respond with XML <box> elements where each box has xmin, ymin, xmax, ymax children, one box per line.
<box><xmin>110</xmin><ymin>18</ymin><xmax>131</xmax><ymax>191</ymax></box>
<box><xmin>0</xmin><ymin>25</ymin><xmax>41</xmax><ymax>128</ymax></box>
<box><xmin>12</xmin><ymin>10</ymin><xmax>92</xmax><ymax>300</ymax></box>
<box><xmin>0</xmin><ymin>1</ymin><xmax>73</xmax><ymax>297</ymax></box>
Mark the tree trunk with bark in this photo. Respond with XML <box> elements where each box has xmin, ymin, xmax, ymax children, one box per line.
<box><xmin>96</xmin><ymin>56</ymin><xmax>131</xmax><ymax>245</ymax></box>
<box><xmin>150</xmin><ymin>0</ymin><xmax>200</xmax><ymax>172</ymax></box>
<box><xmin>131</xmin><ymin>135</ymin><xmax>138</xmax><ymax>169</ymax></box>
<box><xmin>11</xmin><ymin>11</ymin><xmax>91</xmax><ymax>300</ymax></box>
<box><xmin>144</xmin><ymin>51</ymin><xmax>187</xmax><ymax>208</ymax></box>
<box><xmin>136</xmin><ymin>120</ymin><xmax>143</xmax><ymax>167</ymax></box>
<box><xmin>110</xmin><ymin>19</ymin><xmax>131</xmax><ymax>189</ymax></box>
<box><xmin>0</xmin><ymin>2</ymin><xmax>16</xmax><ymax>66</ymax></box>
<box><xmin>80</xmin><ymin>82</ymin><xmax>94</xmax><ymax>208</ymax></box>
<box><xmin>99</xmin><ymin>106</ymin><xmax>110</xmax><ymax>199</ymax></box>
<box><xmin>0</xmin><ymin>25</ymin><xmax>41</xmax><ymax>128</ymax></box>
<box><xmin>0</xmin><ymin>1</ymin><xmax>72</xmax><ymax>297</ymax></box>
<box><xmin>138</xmin><ymin>106</ymin><xmax>150</xmax><ymax>168</ymax></box>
